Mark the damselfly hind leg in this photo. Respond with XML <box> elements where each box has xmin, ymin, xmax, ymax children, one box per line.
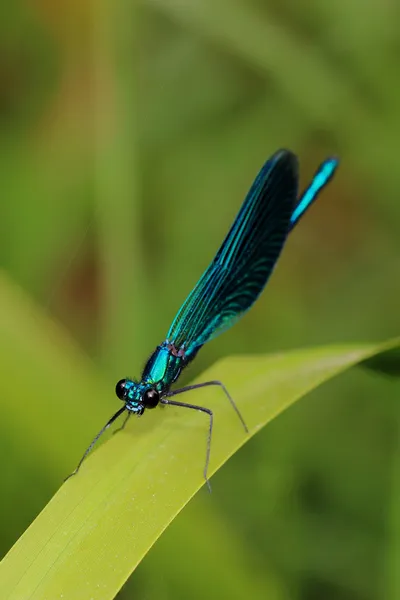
<box><xmin>164</xmin><ymin>380</ymin><xmax>248</xmax><ymax>432</ymax></box>
<box><xmin>163</xmin><ymin>379</ymin><xmax>247</xmax><ymax>491</ymax></box>
<box><xmin>160</xmin><ymin>396</ymin><xmax>213</xmax><ymax>492</ymax></box>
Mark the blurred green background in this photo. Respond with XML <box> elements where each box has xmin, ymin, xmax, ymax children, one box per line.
<box><xmin>1</xmin><ymin>1</ymin><xmax>399</xmax><ymax>599</ymax></box>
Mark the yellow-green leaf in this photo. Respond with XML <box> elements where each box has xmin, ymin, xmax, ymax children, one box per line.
<box><xmin>0</xmin><ymin>337</ymin><xmax>399</xmax><ymax>600</ymax></box>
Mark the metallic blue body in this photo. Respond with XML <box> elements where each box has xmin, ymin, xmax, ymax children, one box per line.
<box><xmin>123</xmin><ymin>342</ymin><xmax>188</xmax><ymax>413</ymax></box>
<box><xmin>122</xmin><ymin>150</ymin><xmax>338</xmax><ymax>415</ymax></box>
<box><xmin>69</xmin><ymin>150</ymin><xmax>338</xmax><ymax>489</ymax></box>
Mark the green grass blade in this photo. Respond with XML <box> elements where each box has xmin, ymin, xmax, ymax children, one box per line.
<box><xmin>0</xmin><ymin>271</ymin><xmax>114</xmax><ymax>475</ymax></box>
<box><xmin>0</xmin><ymin>337</ymin><xmax>399</xmax><ymax>600</ymax></box>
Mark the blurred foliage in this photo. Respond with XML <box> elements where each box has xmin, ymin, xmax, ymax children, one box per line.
<box><xmin>0</xmin><ymin>1</ymin><xmax>399</xmax><ymax>599</ymax></box>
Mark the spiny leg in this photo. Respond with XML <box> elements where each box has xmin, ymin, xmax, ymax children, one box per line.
<box><xmin>112</xmin><ymin>411</ymin><xmax>132</xmax><ymax>435</ymax></box>
<box><xmin>65</xmin><ymin>406</ymin><xmax>127</xmax><ymax>481</ymax></box>
<box><xmin>161</xmin><ymin>397</ymin><xmax>213</xmax><ymax>493</ymax></box>
<box><xmin>164</xmin><ymin>380</ymin><xmax>248</xmax><ymax>433</ymax></box>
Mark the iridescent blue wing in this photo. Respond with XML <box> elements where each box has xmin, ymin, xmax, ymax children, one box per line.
<box><xmin>290</xmin><ymin>157</ymin><xmax>338</xmax><ymax>230</ymax></box>
<box><xmin>166</xmin><ymin>149</ymin><xmax>298</xmax><ymax>357</ymax></box>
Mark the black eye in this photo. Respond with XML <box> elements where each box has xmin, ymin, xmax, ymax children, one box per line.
<box><xmin>143</xmin><ymin>389</ymin><xmax>159</xmax><ymax>408</ymax></box>
<box><xmin>115</xmin><ymin>379</ymin><xmax>127</xmax><ymax>400</ymax></box>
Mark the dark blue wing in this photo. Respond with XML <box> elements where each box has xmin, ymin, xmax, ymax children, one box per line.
<box><xmin>166</xmin><ymin>149</ymin><xmax>298</xmax><ymax>357</ymax></box>
<box><xmin>290</xmin><ymin>157</ymin><xmax>338</xmax><ymax>230</ymax></box>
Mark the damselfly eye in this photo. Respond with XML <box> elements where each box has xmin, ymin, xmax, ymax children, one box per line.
<box><xmin>143</xmin><ymin>388</ymin><xmax>159</xmax><ymax>409</ymax></box>
<box><xmin>115</xmin><ymin>379</ymin><xmax>128</xmax><ymax>400</ymax></box>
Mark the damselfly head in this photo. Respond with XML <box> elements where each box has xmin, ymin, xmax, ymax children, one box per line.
<box><xmin>115</xmin><ymin>378</ymin><xmax>141</xmax><ymax>412</ymax></box>
<box><xmin>115</xmin><ymin>378</ymin><xmax>131</xmax><ymax>401</ymax></box>
<box><xmin>115</xmin><ymin>379</ymin><xmax>160</xmax><ymax>414</ymax></box>
<box><xmin>142</xmin><ymin>388</ymin><xmax>160</xmax><ymax>409</ymax></box>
